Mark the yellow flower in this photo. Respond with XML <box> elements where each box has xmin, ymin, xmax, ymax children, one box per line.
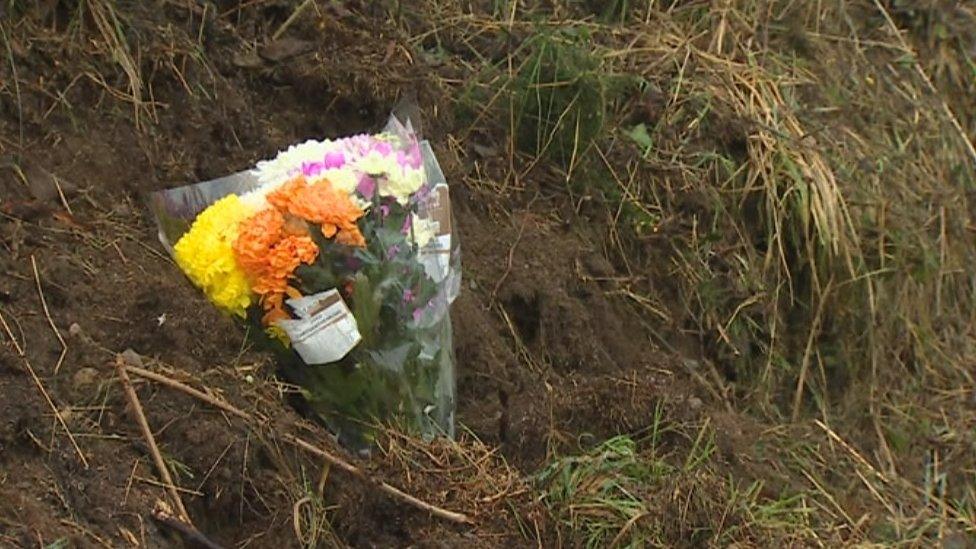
<box><xmin>173</xmin><ymin>195</ymin><xmax>256</xmax><ymax>316</ymax></box>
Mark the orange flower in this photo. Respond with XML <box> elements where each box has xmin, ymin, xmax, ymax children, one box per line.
<box><xmin>234</xmin><ymin>208</ymin><xmax>285</xmax><ymax>274</ymax></box>
<box><xmin>266</xmin><ymin>177</ymin><xmax>305</xmax><ymax>211</ymax></box>
<box><xmin>335</xmin><ymin>226</ymin><xmax>366</xmax><ymax>247</ymax></box>
<box><xmin>233</xmin><ymin>208</ymin><xmax>319</xmax><ymax>325</ymax></box>
<box><xmin>268</xmin><ymin>176</ymin><xmax>366</xmax><ymax>246</ymax></box>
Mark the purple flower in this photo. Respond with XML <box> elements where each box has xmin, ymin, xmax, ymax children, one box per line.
<box><xmin>411</xmin><ymin>183</ymin><xmax>432</xmax><ymax>205</ymax></box>
<box><xmin>302</xmin><ymin>161</ymin><xmax>325</xmax><ymax>177</ymax></box>
<box><xmin>379</xmin><ymin>204</ymin><xmax>391</xmax><ymax>218</ymax></box>
<box><xmin>357</xmin><ymin>175</ymin><xmax>376</xmax><ymax>199</ymax></box>
<box><xmin>343</xmin><ymin>134</ymin><xmax>375</xmax><ymax>156</ymax></box>
<box><xmin>403</xmin><ymin>288</ymin><xmax>415</xmax><ymax>303</ymax></box>
<box><xmin>387</xmin><ymin>243</ymin><xmax>400</xmax><ymax>258</ymax></box>
<box><xmin>373</xmin><ymin>141</ymin><xmax>393</xmax><ymax>156</ymax></box>
<box><xmin>397</xmin><ymin>146</ymin><xmax>423</xmax><ymax>169</ymax></box>
<box><xmin>323</xmin><ymin>150</ymin><xmax>345</xmax><ymax>169</ymax></box>
<box><xmin>412</xmin><ymin>308</ymin><xmax>423</xmax><ymax>323</ymax></box>
<box><xmin>400</xmin><ymin>214</ymin><xmax>413</xmax><ymax>235</ymax></box>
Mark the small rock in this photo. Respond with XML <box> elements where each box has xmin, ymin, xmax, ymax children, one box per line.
<box><xmin>68</xmin><ymin>323</ymin><xmax>83</xmax><ymax>337</ymax></box>
<box><xmin>231</xmin><ymin>50</ymin><xmax>264</xmax><ymax>69</ymax></box>
<box><xmin>688</xmin><ymin>397</ymin><xmax>703</xmax><ymax>410</ymax></box>
<box><xmin>72</xmin><ymin>367</ymin><xmax>99</xmax><ymax>392</ymax></box>
<box><xmin>120</xmin><ymin>348</ymin><xmax>144</xmax><ymax>368</ymax></box>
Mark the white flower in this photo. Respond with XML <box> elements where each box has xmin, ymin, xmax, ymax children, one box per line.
<box><xmin>379</xmin><ymin>167</ymin><xmax>425</xmax><ymax>204</ymax></box>
<box><xmin>253</xmin><ymin>139</ymin><xmax>332</xmax><ymax>185</ymax></box>
<box><xmin>356</xmin><ymin>151</ymin><xmax>399</xmax><ymax>176</ymax></box>
<box><xmin>411</xmin><ymin>213</ymin><xmax>438</xmax><ymax>247</ymax></box>
<box><xmin>311</xmin><ymin>166</ymin><xmax>359</xmax><ymax>194</ymax></box>
<box><xmin>239</xmin><ymin>176</ymin><xmax>306</xmax><ymax>210</ymax></box>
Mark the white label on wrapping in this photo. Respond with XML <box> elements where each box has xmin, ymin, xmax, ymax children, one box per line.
<box><xmin>286</xmin><ymin>293</ymin><xmax>327</xmax><ymax>319</ymax></box>
<box><xmin>421</xmin><ymin>235</ymin><xmax>452</xmax><ymax>282</ymax></box>
<box><xmin>276</xmin><ymin>290</ymin><xmax>361</xmax><ymax>364</ymax></box>
<box><xmin>419</xmin><ymin>184</ymin><xmax>452</xmax><ymax>282</ymax></box>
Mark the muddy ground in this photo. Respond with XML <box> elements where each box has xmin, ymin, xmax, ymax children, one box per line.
<box><xmin>0</xmin><ymin>3</ymin><xmax>713</xmax><ymax>547</ymax></box>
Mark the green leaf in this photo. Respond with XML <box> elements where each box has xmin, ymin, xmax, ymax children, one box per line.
<box><xmin>350</xmin><ymin>273</ymin><xmax>380</xmax><ymax>347</ymax></box>
<box><xmin>625</xmin><ymin>123</ymin><xmax>653</xmax><ymax>154</ymax></box>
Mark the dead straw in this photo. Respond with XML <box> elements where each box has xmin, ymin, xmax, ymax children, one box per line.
<box><xmin>1</xmin><ymin>305</ymin><xmax>87</xmax><ymax>468</ymax></box>
<box><xmin>271</xmin><ymin>0</ymin><xmax>314</xmax><ymax>41</ymax></box>
<box><xmin>870</xmin><ymin>0</ymin><xmax>976</xmax><ymax>165</ymax></box>
<box><xmin>151</xmin><ymin>508</ymin><xmax>223</xmax><ymax>549</ymax></box>
<box><xmin>114</xmin><ymin>356</ymin><xmax>193</xmax><ymax>525</ymax></box>
<box><xmin>283</xmin><ymin>434</ymin><xmax>474</xmax><ymax>524</ymax></box>
<box><xmin>30</xmin><ymin>255</ymin><xmax>67</xmax><ymax>374</ymax></box>
<box><xmin>23</xmin><ymin>356</ymin><xmax>89</xmax><ymax>469</ymax></box>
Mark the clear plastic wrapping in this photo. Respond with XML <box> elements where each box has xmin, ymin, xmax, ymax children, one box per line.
<box><xmin>150</xmin><ymin>115</ymin><xmax>460</xmax><ymax>451</ymax></box>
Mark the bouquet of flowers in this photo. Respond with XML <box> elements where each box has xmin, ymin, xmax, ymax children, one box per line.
<box><xmin>150</xmin><ymin>116</ymin><xmax>460</xmax><ymax>452</ymax></box>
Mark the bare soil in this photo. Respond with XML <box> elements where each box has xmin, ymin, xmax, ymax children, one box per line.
<box><xmin>0</xmin><ymin>3</ymin><xmax>709</xmax><ymax>547</ymax></box>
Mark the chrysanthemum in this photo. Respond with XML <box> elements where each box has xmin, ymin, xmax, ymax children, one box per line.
<box><xmin>172</xmin><ymin>195</ymin><xmax>256</xmax><ymax>316</ymax></box>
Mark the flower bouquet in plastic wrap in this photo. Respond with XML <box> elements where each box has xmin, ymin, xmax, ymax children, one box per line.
<box><xmin>149</xmin><ymin>115</ymin><xmax>460</xmax><ymax>452</ymax></box>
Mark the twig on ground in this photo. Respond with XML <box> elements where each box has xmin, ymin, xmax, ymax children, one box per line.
<box><xmin>792</xmin><ymin>279</ymin><xmax>833</xmax><ymax>422</ymax></box>
<box><xmin>151</xmin><ymin>508</ymin><xmax>224</xmax><ymax>549</ymax></box>
<box><xmin>284</xmin><ymin>434</ymin><xmax>474</xmax><ymax>525</ymax></box>
<box><xmin>27</xmin><ymin>358</ymin><xmax>89</xmax><ymax>467</ymax></box>
<box><xmin>18</xmin><ymin>348</ymin><xmax>89</xmax><ymax>468</ymax></box>
<box><xmin>119</xmin><ymin>356</ymin><xmax>474</xmax><ymax>525</ymax></box>
<box><xmin>195</xmin><ymin>440</ymin><xmax>236</xmax><ymax>493</ymax></box>
<box><xmin>114</xmin><ymin>355</ymin><xmax>192</xmax><ymax>525</ymax></box>
<box><xmin>60</xmin><ymin>519</ymin><xmax>113</xmax><ymax>549</ymax></box>
<box><xmin>123</xmin><ymin>363</ymin><xmax>250</xmax><ymax>420</ymax></box>
<box><xmin>134</xmin><ymin>475</ymin><xmax>204</xmax><ymax>496</ymax></box>
<box><xmin>271</xmin><ymin>0</ymin><xmax>314</xmax><ymax>41</ymax></box>
<box><xmin>0</xmin><ymin>308</ymin><xmax>24</xmax><ymax>355</ymax></box>
<box><xmin>490</xmin><ymin>220</ymin><xmax>527</xmax><ymax>303</ymax></box>
<box><xmin>31</xmin><ymin>255</ymin><xmax>68</xmax><ymax>374</ymax></box>
<box><xmin>53</xmin><ymin>175</ymin><xmax>74</xmax><ymax>215</ymax></box>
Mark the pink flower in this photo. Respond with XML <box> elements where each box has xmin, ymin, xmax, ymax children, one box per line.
<box><xmin>357</xmin><ymin>175</ymin><xmax>376</xmax><ymax>199</ymax></box>
<box><xmin>373</xmin><ymin>141</ymin><xmax>393</xmax><ymax>156</ymax></box>
<box><xmin>397</xmin><ymin>146</ymin><xmax>422</xmax><ymax>170</ymax></box>
<box><xmin>323</xmin><ymin>151</ymin><xmax>345</xmax><ymax>169</ymax></box>
<box><xmin>302</xmin><ymin>162</ymin><xmax>325</xmax><ymax>177</ymax></box>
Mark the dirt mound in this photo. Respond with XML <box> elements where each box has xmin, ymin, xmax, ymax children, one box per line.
<box><xmin>2</xmin><ymin>0</ymin><xmax>975</xmax><ymax>547</ymax></box>
<box><xmin>0</xmin><ymin>3</ymin><xmax>692</xmax><ymax>546</ymax></box>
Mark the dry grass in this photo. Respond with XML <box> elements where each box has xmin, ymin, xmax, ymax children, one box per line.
<box><xmin>412</xmin><ymin>0</ymin><xmax>976</xmax><ymax>544</ymax></box>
